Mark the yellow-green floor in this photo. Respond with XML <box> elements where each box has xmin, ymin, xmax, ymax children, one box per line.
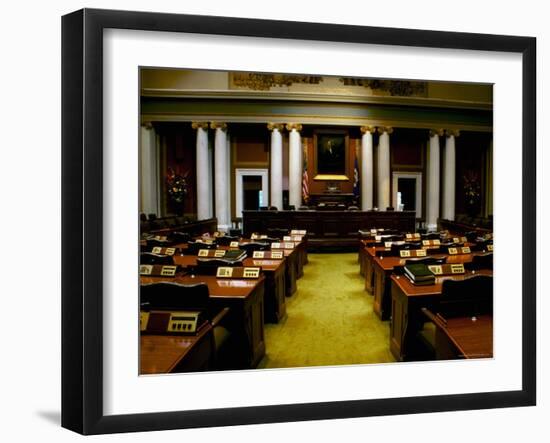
<box><xmin>260</xmin><ymin>253</ymin><xmax>395</xmax><ymax>369</ymax></box>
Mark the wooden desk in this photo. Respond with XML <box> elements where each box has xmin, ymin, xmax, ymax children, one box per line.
<box><xmin>248</xmin><ymin>259</ymin><xmax>287</xmax><ymax>323</ymax></box>
<box><xmin>140</xmin><ymin>323</ymin><xmax>214</xmax><ymax>374</ymax></box>
<box><xmin>243</xmin><ymin>210</ymin><xmax>416</xmax><ymax>250</ymax></box>
<box><xmin>172</xmin><ymin>255</ymin><xmax>287</xmax><ymax>324</ymax></box>
<box><xmin>422</xmin><ymin>309</ymin><xmax>493</xmax><ymax>360</ymax></box>
<box><xmin>141</xmin><ymin>274</ymin><xmax>265</xmax><ymax>369</ymax></box>
<box><xmin>174</xmin><ymin>238</ymin><xmax>301</xmax><ymax>298</ymax></box>
<box><xmin>389</xmin><ymin>270</ymin><xmax>493</xmax><ymax>361</ymax></box>
<box><xmin>371</xmin><ymin>252</ymin><xmax>479</xmax><ymax>321</ymax></box>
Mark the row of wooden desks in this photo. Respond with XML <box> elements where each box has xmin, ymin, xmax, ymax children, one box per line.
<box><xmin>363</xmin><ymin>245</ymin><xmax>482</xmax><ymax>320</ymax></box>
<box><xmin>172</xmin><ymin>254</ymin><xmax>287</xmax><ymax>323</ymax></box>
<box><xmin>139</xmin><ymin>235</ymin><xmax>309</xmax><ymax>373</ymax></box>
<box><xmin>141</xmin><ymin>274</ymin><xmax>266</xmax><ymax>370</ymax></box>
<box><xmin>389</xmin><ymin>269</ymin><xmax>493</xmax><ymax>361</ymax></box>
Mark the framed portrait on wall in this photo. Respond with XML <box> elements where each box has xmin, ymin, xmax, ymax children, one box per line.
<box><xmin>313</xmin><ymin>129</ymin><xmax>349</xmax><ymax>180</ymax></box>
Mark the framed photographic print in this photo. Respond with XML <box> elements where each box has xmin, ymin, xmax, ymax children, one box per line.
<box><xmin>62</xmin><ymin>8</ymin><xmax>536</xmax><ymax>435</ymax></box>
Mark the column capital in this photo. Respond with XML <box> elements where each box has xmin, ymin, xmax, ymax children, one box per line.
<box><xmin>286</xmin><ymin>123</ymin><xmax>303</xmax><ymax>132</ymax></box>
<box><xmin>360</xmin><ymin>125</ymin><xmax>376</xmax><ymax>134</ymax></box>
<box><xmin>191</xmin><ymin>121</ymin><xmax>209</xmax><ymax>130</ymax></box>
<box><xmin>445</xmin><ymin>129</ymin><xmax>461</xmax><ymax>138</ymax></box>
<box><xmin>429</xmin><ymin>128</ymin><xmax>445</xmax><ymax>137</ymax></box>
<box><xmin>210</xmin><ymin>121</ymin><xmax>227</xmax><ymax>131</ymax></box>
<box><xmin>141</xmin><ymin>121</ymin><xmax>154</xmax><ymax>130</ymax></box>
<box><xmin>267</xmin><ymin>122</ymin><xmax>285</xmax><ymax>132</ymax></box>
<box><xmin>377</xmin><ymin>126</ymin><xmax>393</xmax><ymax>135</ymax></box>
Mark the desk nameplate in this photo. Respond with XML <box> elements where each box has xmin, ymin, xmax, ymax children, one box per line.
<box><xmin>140</xmin><ymin>310</ymin><xmax>203</xmax><ymax>335</ymax></box>
<box><xmin>422</xmin><ymin>239</ymin><xmax>441</xmax><ymax>246</ymax></box>
<box><xmin>448</xmin><ymin>246</ymin><xmax>471</xmax><ymax>255</ymax></box>
<box><xmin>216</xmin><ymin>266</ymin><xmax>261</xmax><ymax>279</ymax></box>
<box><xmin>271</xmin><ymin>242</ymin><xmax>295</xmax><ymax>250</ymax></box>
<box><xmin>428</xmin><ymin>263</ymin><xmax>466</xmax><ymax>275</ymax></box>
<box><xmin>252</xmin><ymin>251</ymin><xmax>284</xmax><ymax>259</ymax></box>
<box><xmin>139</xmin><ymin>264</ymin><xmax>178</xmax><ymax>277</ymax></box>
<box><xmin>198</xmin><ymin>249</ymin><xmax>226</xmax><ymax>258</ymax></box>
<box><xmin>151</xmin><ymin>247</ymin><xmax>177</xmax><ymax>255</ymax></box>
<box><xmin>400</xmin><ymin>249</ymin><xmax>427</xmax><ymax>258</ymax></box>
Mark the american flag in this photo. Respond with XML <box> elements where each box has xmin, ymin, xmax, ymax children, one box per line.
<box><xmin>353</xmin><ymin>156</ymin><xmax>360</xmax><ymax>199</ymax></box>
<box><xmin>302</xmin><ymin>142</ymin><xmax>309</xmax><ymax>204</ymax></box>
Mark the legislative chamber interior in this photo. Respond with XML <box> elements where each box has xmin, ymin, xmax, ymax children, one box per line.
<box><xmin>139</xmin><ymin>69</ymin><xmax>494</xmax><ymax>374</ymax></box>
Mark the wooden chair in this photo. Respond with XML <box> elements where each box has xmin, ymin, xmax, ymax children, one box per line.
<box><xmin>140</xmin><ymin>282</ymin><xmax>232</xmax><ymax>369</ymax></box>
<box><xmin>421</xmin><ymin>232</ymin><xmax>440</xmax><ymax>240</ymax></box>
<box><xmin>170</xmin><ymin>231</ymin><xmax>191</xmax><ymax>244</ymax></box>
<box><xmin>465</xmin><ymin>252</ymin><xmax>493</xmax><ymax>271</ymax></box>
<box><xmin>216</xmin><ymin>235</ymin><xmax>240</xmax><ymax>246</ymax></box>
<box><xmin>185</xmin><ymin>241</ymin><xmax>217</xmax><ymax>255</ymax></box>
<box><xmin>240</xmin><ymin>242</ymin><xmax>270</xmax><ymax>256</ymax></box>
<box><xmin>140</xmin><ymin>252</ymin><xmax>175</xmax><ymax>266</ymax></box>
<box><xmin>267</xmin><ymin>228</ymin><xmax>289</xmax><ymax>239</ymax></box>
<box><xmin>418</xmin><ymin>275</ymin><xmax>493</xmax><ymax>359</ymax></box>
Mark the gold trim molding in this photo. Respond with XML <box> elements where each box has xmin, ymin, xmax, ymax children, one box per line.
<box><xmin>286</xmin><ymin>123</ymin><xmax>303</xmax><ymax>132</ymax></box>
<box><xmin>429</xmin><ymin>128</ymin><xmax>445</xmax><ymax>137</ymax></box>
<box><xmin>230</xmin><ymin>73</ymin><xmax>323</xmax><ymax>91</ymax></box>
<box><xmin>377</xmin><ymin>126</ymin><xmax>394</xmax><ymax>135</ymax></box>
<box><xmin>360</xmin><ymin>125</ymin><xmax>376</xmax><ymax>134</ymax></box>
<box><xmin>191</xmin><ymin>121</ymin><xmax>209</xmax><ymax>130</ymax></box>
<box><xmin>445</xmin><ymin>129</ymin><xmax>461</xmax><ymax>137</ymax></box>
<box><xmin>210</xmin><ymin>121</ymin><xmax>227</xmax><ymax>131</ymax></box>
<box><xmin>267</xmin><ymin>123</ymin><xmax>285</xmax><ymax>132</ymax></box>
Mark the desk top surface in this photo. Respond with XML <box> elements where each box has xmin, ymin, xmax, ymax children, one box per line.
<box><xmin>140</xmin><ymin>274</ymin><xmax>265</xmax><ymax>299</ymax></box>
<box><xmin>140</xmin><ymin>323</ymin><xmax>212</xmax><ymax>374</ymax></box>
<box><xmin>391</xmin><ymin>269</ymin><xmax>493</xmax><ymax>297</ymax></box>
<box><xmin>372</xmin><ymin>250</ymin><xmax>487</xmax><ymax>272</ymax></box>
<box><xmin>437</xmin><ymin>314</ymin><xmax>493</xmax><ymax>359</ymax></box>
<box><xmin>171</xmin><ymin>254</ymin><xmax>285</xmax><ymax>272</ymax></box>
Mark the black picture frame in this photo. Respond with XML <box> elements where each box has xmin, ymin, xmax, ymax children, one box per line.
<box><xmin>62</xmin><ymin>8</ymin><xmax>536</xmax><ymax>435</ymax></box>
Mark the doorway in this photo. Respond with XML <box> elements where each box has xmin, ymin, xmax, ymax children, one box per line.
<box><xmin>235</xmin><ymin>168</ymin><xmax>269</xmax><ymax>218</ymax></box>
<box><xmin>392</xmin><ymin>172</ymin><xmax>422</xmax><ymax>218</ymax></box>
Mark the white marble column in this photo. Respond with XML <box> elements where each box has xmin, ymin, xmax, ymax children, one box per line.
<box><xmin>211</xmin><ymin>121</ymin><xmax>230</xmax><ymax>231</ymax></box>
<box><xmin>427</xmin><ymin>129</ymin><xmax>443</xmax><ymax>231</ymax></box>
<box><xmin>360</xmin><ymin>126</ymin><xmax>375</xmax><ymax>210</ymax></box>
<box><xmin>377</xmin><ymin>126</ymin><xmax>393</xmax><ymax>211</ymax></box>
<box><xmin>286</xmin><ymin>123</ymin><xmax>303</xmax><ymax>209</ymax></box>
<box><xmin>268</xmin><ymin>123</ymin><xmax>284</xmax><ymax>210</ymax></box>
<box><xmin>192</xmin><ymin>121</ymin><xmax>212</xmax><ymax>221</ymax></box>
<box><xmin>442</xmin><ymin>129</ymin><xmax>459</xmax><ymax>221</ymax></box>
<box><xmin>140</xmin><ymin>122</ymin><xmax>159</xmax><ymax>216</ymax></box>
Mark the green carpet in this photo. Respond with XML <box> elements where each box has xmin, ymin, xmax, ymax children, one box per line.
<box><xmin>261</xmin><ymin>253</ymin><xmax>395</xmax><ymax>369</ymax></box>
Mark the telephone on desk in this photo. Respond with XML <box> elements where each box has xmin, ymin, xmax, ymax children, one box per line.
<box><xmin>140</xmin><ymin>310</ymin><xmax>207</xmax><ymax>335</ymax></box>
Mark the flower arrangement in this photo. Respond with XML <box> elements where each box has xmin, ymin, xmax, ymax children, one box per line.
<box><xmin>166</xmin><ymin>168</ymin><xmax>189</xmax><ymax>204</ymax></box>
<box><xmin>463</xmin><ymin>170</ymin><xmax>481</xmax><ymax>206</ymax></box>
